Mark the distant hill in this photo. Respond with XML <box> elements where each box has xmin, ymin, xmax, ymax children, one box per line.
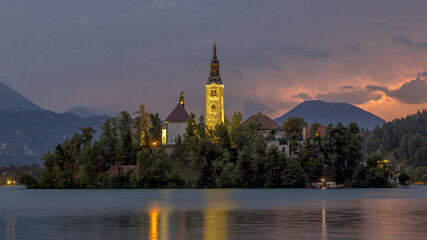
<box><xmin>0</xmin><ymin>82</ymin><xmax>44</xmax><ymax>111</ymax></box>
<box><xmin>274</xmin><ymin>100</ymin><xmax>386</xmax><ymax>130</ymax></box>
<box><xmin>0</xmin><ymin>82</ymin><xmax>108</xmax><ymax>165</ymax></box>
<box><xmin>66</xmin><ymin>105</ymin><xmax>116</xmax><ymax>118</ymax></box>
<box><xmin>0</xmin><ymin>110</ymin><xmax>108</xmax><ymax>165</ymax></box>
<box><xmin>67</xmin><ymin>106</ymin><xmax>97</xmax><ymax>118</ymax></box>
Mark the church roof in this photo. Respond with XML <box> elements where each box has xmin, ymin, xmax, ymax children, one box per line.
<box><xmin>241</xmin><ymin>114</ymin><xmax>284</xmax><ymax>131</ymax></box>
<box><xmin>305</xmin><ymin>125</ymin><xmax>327</xmax><ymax>138</ymax></box>
<box><xmin>165</xmin><ymin>103</ymin><xmax>190</xmax><ymax>122</ymax></box>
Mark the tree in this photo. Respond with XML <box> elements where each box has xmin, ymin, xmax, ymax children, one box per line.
<box><xmin>134</xmin><ymin>104</ymin><xmax>152</xmax><ymax>147</ymax></box>
<box><xmin>299</xmin><ymin>133</ymin><xmax>324</xmax><ymax>182</ymax></box>
<box><xmin>264</xmin><ymin>145</ymin><xmax>287</xmax><ymax>187</ymax></box>
<box><xmin>232</xmin><ymin>112</ymin><xmax>243</xmax><ymax>129</ymax></box>
<box><xmin>215</xmin><ymin>123</ymin><xmax>232</xmax><ymax>150</ymax></box>
<box><xmin>399</xmin><ymin>172</ymin><xmax>410</xmax><ymax>186</ymax></box>
<box><xmin>118</xmin><ymin>111</ymin><xmax>134</xmax><ymax>164</ymax></box>
<box><xmin>282</xmin><ymin>116</ymin><xmax>306</xmax><ymax>139</ymax></box>
<box><xmin>323</xmin><ymin>123</ymin><xmax>363</xmax><ymax>184</ymax></box>
<box><xmin>149</xmin><ymin>113</ymin><xmax>162</xmax><ymax>144</ymax></box>
<box><xmin>80</xmin><ymin>126</ymin><xmax>96</xmax><ymax>147</ymax></box>
<box><xmin>19</xmin><ymin>173</ymin><xmax>39</xmax><ymax>189</ymax></box>
<box><xmin>281</xmin><ymin>158</ymin><xmax>306</xmax><ymax>188</ymax></box>
<box><xmin>100</xmin><ymin>117</ymin><xmax>119</xmax><ymax>167</ymax></box>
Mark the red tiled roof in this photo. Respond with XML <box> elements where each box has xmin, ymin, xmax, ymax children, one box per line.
<box><xmin>241</xmin><ymin>114</ymin><xmax>284</xmax><ymax>130</ymax></box>
<box><xmin>305</xmin><ymin>125</ymin><xmax>327</xmax><ymax>138</ymax></box>
<box><xmin>165</xmin><ymin>103</ymin><xmax>190</xmax><ymax>122</ymax></box>
<box><xmin>107</xmin><ymin>165</ymin><xmax>138</xmax><ymax>175</ymax></box>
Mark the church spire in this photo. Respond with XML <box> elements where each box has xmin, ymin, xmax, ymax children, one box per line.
<box><xmin>179</xmin><ymin>89</ymin><xmax>185</xmax><ymax>107</ymax></box>
<box><xmin>212</xmin><ymin>40</ymin><xmax>218</xmax><ymax>62</ymax></box>
<box><xmin>208</xmin><ymin>41</ymin><xmax>221</xmax><ymax>82</ymax></box>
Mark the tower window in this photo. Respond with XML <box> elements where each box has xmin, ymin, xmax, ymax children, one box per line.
<box><xmin>210</xmin><ymin>90</ymin><xmax>217</xmax><ymax>96</ymax></box>
<box><xmin>211</xmin><ymin>105</ymin><xmax>216</xmax><ymax>109</ymax></box>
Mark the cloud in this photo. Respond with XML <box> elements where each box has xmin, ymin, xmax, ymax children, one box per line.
<box><xmin>315</xmin><ymin>90</ymin><xmax>382</xmax><ymax>105</ymax></box>
<box><xmin>366</xmin><ymin>72</ymin><xmax>427</xmax><ymax>104</ymax></box>
<box><xmin>393</xmin><ymin>34</ymin><xmax>427</xmax><ymax>48</ymax></box>
<box><xmin>366</xmin><ymin>85</ymin><xmax>390</xmax><ymax>94</ymax></box>
<box><xmin>341</xmin><ymin>86</ymin><xmax>355</xmax><ymax>90</ymax></box>
<box><xmin>293</xmin><ymin>92</ymin><xmax>314</xmax><ymax>101</ymax></box>
<box><xmin>303</xmin><ymin>49</ymin><xmax>331</xmax><ymax>59</ymax></box>
<box><xmin>346</xmin><ymin>45</ymin><xmax>361</xmax><ymax>53</ymax></box>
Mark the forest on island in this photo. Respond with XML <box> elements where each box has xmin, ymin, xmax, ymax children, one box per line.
<box><xmin>18</xmin><ymin>104</ymin><xmax>396</xmax><ymax>189</ymax></box>
<box><xmin>361</xmin><ymin>109</ymin><xmax>427</xmax><ymax>184</ymax></box>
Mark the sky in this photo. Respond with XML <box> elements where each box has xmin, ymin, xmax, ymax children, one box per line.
<box><xmin>0</xmin><ymin>0</ymin><xmax>427</xmax><ymax>121</ymax></box>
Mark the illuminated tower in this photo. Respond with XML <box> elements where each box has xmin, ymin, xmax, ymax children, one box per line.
<box><xmin>205</xmin><ymin>42</ymin><xmax>224</xmax><ymax>129</ymax></box>
<box><xmin>179</xmin><ymin>89</ymin><xmax>185</xmax><ymax>107</ymax></box>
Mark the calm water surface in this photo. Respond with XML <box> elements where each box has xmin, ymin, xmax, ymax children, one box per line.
<box><xmin>1</xmin><ymin>186</ymin><xmax>427</xmax><ymax>240</ymax></box>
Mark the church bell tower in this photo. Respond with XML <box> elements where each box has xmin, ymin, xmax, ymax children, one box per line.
<box><xmin>205</xmin><ymin>41</ymin><xmax>225</xmax><ymax>129</ymax></box>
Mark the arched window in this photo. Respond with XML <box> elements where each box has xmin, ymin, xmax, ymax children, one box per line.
<box><xmin>211</xmin><ymin>105</ymin><xmax>216</xmax><ymax>109</ymax></box>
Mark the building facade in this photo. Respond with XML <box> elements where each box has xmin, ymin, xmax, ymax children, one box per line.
<box><xmin>240</xmin><ymin>114</ymin><xmax>288</xmax><ymax>152</ymax></box>
<box><xmin>205</xmin><ymin>42</ymin><xmax>225</xmax><ymax>129</ymax></box>
<box><xmin>162</xmin><ymin>90</ymin><xmax>190</xmax><ymax>145</ymax></box>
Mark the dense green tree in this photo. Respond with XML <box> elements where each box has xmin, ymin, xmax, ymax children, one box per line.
<box><xmin>19</xmin><ymin>173</ymin><xmax>39</xmax><ymax>189</ymax></box>
<box><xmin>118</xmin><ymin>111</ymin><xmax>134</xmax><ymax>164</ymax></box>
<box><xmin>134</xmin><ymin>104</ymin><xmax>151</xmax><ymax>147</ymax></box>
<box><xmin>149</xmin><ymin>113</ymin><xmax>162</xmax><ymax>144</ymax></box>
<box><xmin>281</xmin><ymin>158</ymin><xmax>306</xmax><ymax>188</ymax></box>
<box><xmin>100</xmin><ymin>117</ymin><xmax>119</xmax><ymax>167</ymax></box>
<box><xmin>323</xmin><ymin>123</ymin><xmax>363</xmax><ymax>183</ymax></box>
<box><xmin>282</xmin><ymin>116</ymin><xmax>306</xmax><ymax>138</ymax></box>
<box><xmin>232</xmin><ymin>112</ymin><xmax>243</xmax><ymax>129</ymax></box>
<box><xmin>299</xmin><ymin>133</ymin><xmax>324</xmax><ymax>182</ymax></box>
<box><xmin>264</xmin><ymin>145</ymin><xmax>287</xmax><ymax>187</ymax></box>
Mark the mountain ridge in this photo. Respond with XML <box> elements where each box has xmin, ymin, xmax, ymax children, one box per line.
<box><xmin>274</xmin><ymin>100</ymin><xmax>386</xmax><ymax>130</ymax></box>
<box><xmin>0</xmin><ymin>81</ymin><xmax>45</xmax><ymax>111</ymax></box>
<box><xmin>0</xmin><ymin>82</ymin><xmax>108</xmax><ymax>165</ymax></box>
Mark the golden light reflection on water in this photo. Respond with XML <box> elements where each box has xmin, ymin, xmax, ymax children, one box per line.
<box><xmin>5</xmin><ymin>218</ymin><xmax>16</xmax><ymax>240</ymax></box>
<box><xmin>203</xmin><ymin>190</ymin><xmax>235</xmax><ymax>240</ymax></box>
<box><xmin>322</xmin><ymin>200</ymin><xmax>327</xmax><ymax>240</ymax></box>
<box><xmin>148</xmin><ymin>205</ymin><xmax>172</xmax><ymax>240</ymax></box>
<box><xmin>148</xmin><ymin>191</ymin><xmax>173</xmax><ymax>240</ymax></box>
<box><xmin>150</xmin><ymin>208</ymin><xmax>159</xmax><ymax>240</ymax></box>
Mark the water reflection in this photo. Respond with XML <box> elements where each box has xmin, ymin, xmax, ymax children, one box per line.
<box><xmin>5</xmin><ymin>218</ymin><xmax>15</xmax><ymax>240</ymax></box>
<box><xmin>204</xmin><ymin>190</ymin><xmax>235</xmax><ymax>240</ymax></box>
<box><xmin>150</xmin><ymin>208</ymin><xmax>159</xmax><ymax>240</ymax></box>
<box><xmin>2</xmin><ymin>188</ymin><xmax>427</xmax><ymax>239</ymax></box>
<box><xmin>322</xmin><ymin>200</ymin><xmax>326</xmax><ymax>240</ymax></box>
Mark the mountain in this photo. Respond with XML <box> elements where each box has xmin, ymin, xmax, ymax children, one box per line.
<box><xmin>0</xmin><ymin>82</ymin><xmax>108</xmax><ymax>165</ymax></box>
<box><xmin>66</xmin><ymin>106</ymin><xmax>97</xmax><ymax>118</ymax></box>
<box><xmin>66</xmin><ymin>105</ymin><xmax>116</xmax><ymax>118</ymax></box>
<box><xmin>274</xmin><ymin>100</ymin><xmax>386</xmax><ymax>130</ymax></box>
<box><xmin>0</xmin><ymin>110</ymin><xmax>108</xmax><ymax>165</ymax></box>
<box><xmin>0</xmin><ymin>82</ymin><xmax>45</xmax><ymax>111</ymax></box>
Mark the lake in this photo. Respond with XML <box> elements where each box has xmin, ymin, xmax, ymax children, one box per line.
<box><xmin>1</xmin><ymin>186</ymin><xmax>427</xmax><ymax>240</ymax></box>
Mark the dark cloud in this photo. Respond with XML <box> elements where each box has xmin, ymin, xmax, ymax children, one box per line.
<box><xmin>293</xmin><ymin>92</ymin><xmax>314</xmax><ymax>101</ymax></box>
<box><xmin>366</xmin><ymin>85</ymin><xmax>390</xmax><ymax>94</ymax></box>
<box><xmin>393</xmin><ymin>34</ymin><xmax>427</xmax><ymax>48</ymax></box>
<box><xmin>227</xmin><ymin>40</ymin><xmax>331</xmax><ymax>70</ymax></box>
<box><xmin>366</xmin><ymin>72</ymin><xmax>427</xmax><ymax>104</ymax></box>
<box><xmin>346</xmin><ymin>45</ymin><xmax>361</xmax><ymax>53</ymax></box>
<box><xmin>315</xmin><ymin>90</ymin><xmax>382</xmax><ymax>105</ymax></box>
<box><xmin>341</xmin><ymin>86</ymin><xmax>355</xmax><ymax>90</ymax></box>
<box><xmin>1</xmin><ymin>1</ymin><xmax>427</xmax><ymax>119</ymax></box>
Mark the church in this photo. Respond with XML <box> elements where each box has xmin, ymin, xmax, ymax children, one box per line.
<box><xmin>162</xmin><ymin>42</ymin><xmax>225</xmax><ymax>145</ymax></box>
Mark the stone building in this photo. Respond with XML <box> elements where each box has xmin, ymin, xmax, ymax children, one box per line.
<box><xmin>205</xmin><ymin>42</ymin><xmax>225</xmax><ymax>129</ymax></box>
<box><xmin>161</xmin><ymin>90</ymin><xmax>190</xmax><ymax>146</ymax></box>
